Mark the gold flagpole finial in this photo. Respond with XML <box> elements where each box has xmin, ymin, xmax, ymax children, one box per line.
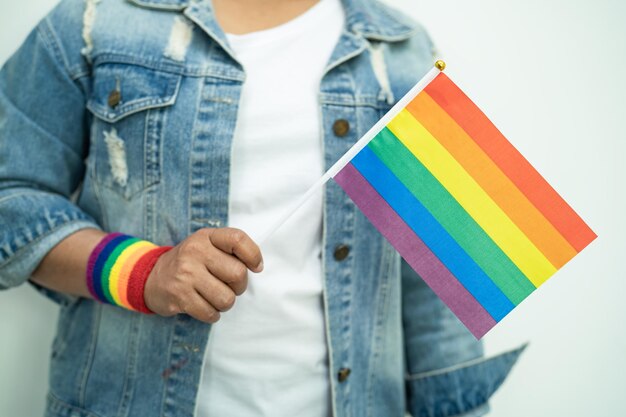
<box><xmin>435</xmin><ymin>60</ymin><xmax>446</xmax><ymax>71</ymax></box>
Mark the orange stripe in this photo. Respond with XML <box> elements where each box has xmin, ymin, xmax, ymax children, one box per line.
<box><xmin>117</xmin><ymin>243</ymin><xmax>158</xmax><ymax>310</ymax></box>
<box><xmin>424</xmin><ymin>73</ymin><xmax>596</xmax><ymax>252</ymax></box>
<box><xmin>406</xmin><ymin>92</ymin><xmax>578</xmax><ymax>268</ymax></box>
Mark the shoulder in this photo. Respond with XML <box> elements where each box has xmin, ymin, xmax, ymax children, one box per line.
<box><xmin>41</xmin><ymin>0</ymin><xmax>184</xmax><ymax>74</ymax></box>
<box><xmin>358</xmin><ymin>0</ymin><xmax>435</xmax><ymax>49</ymax></box>
<box><xmin>359</xmin><ymin>0</ymin><xmax>436</xmax><ymax>77</ymax></box>
<box><xmin>369</xmin><ymin>0</ymin><xmax>435</xmax><ymax>57</ymax></box>
<box><xmin>31</xmin><ymin>0</ymin><xmax>90</xmax><ymax>79</ymax></box>
<box><xmin>361</xmin><ymin>1</ymin><xmax>436</xmax><ymax>100</ymax></box>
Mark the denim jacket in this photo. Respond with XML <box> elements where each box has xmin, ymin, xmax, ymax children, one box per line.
<box><xmin>0</xmin><ymin>1</ymin><xmax>525</xmax><ymax>416</ymax></box>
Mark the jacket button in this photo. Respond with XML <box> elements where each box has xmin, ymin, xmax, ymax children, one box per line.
<box><xmin>337</xmin><ymin>367</ymin><xmax>351</xmax><ymax>382</ymax></box>
<box><xmin>108</xmin><ymin>89</ymin><xmax>121</xmax><ymax>108</ymax></box>
<box><xmin>332</xmin><ymin>119</ymin><xmax>350</xmax><ymax>137</ymax></box>
<box><xmin>333</xmin><ymin>244</ymin><xmax>350</xmax><ymax>261</ymax></box>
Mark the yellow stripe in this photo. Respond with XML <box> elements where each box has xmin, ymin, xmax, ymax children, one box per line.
<box><xmin>387</xmin><ymin>109</ymin><xmax>557</xmax><ymax>286</ymax></box>
<box><xmin>409</xmin><ymin>93</ymin><xmax>577</xmax><ymax>268</ymax></box>
<box><xmin>108</xmin><ymin>240</ymin><xmax>156</xmax><ymax>306</ymax></box>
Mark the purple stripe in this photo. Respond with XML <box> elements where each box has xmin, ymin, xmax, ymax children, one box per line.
<box><xmin>86</xmin><ymin>232</ymin><xmax>123</xmax><ymax>300</ymax></box>
<box><xmin>334</xmin><ymin>163</ymin><xmax>496</xmax><ymax>338</ymax></box>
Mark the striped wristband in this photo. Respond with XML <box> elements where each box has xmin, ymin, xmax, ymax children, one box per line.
<box><xmin>86</xmin><ymin>232</ymin><xmax>173</xmax><ymax>313</ymax></box>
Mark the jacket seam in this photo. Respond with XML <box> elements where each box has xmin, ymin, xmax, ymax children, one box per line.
<box><xmin>321</xmin><ymin>100</ymin><xmax>389</xmax><ymax>110</ymax></box>
<box><xmin>405</xmin><ymin>343</ymin><xmax>529</xmax><ymax>380</ymax></box>
<box><xmin>448</xmin><ymin>402</ymin><xmax>490</xmax><ymax>417</ymax></box>
<box><xmin>91</xmin><ymin>51</ymin><xmax>244</xmax><ymax>80</ymax></box>
<box><xmin>366</xmin><ymin>242</ymin><xmax>394</xmax><ymax>417</ymax></box>
<box><xmin>361</xmin><ymin>2</ymin><xmax>419</xmax><ymax>42</ymax></box>
<box><xmin>405</xmin><ymin>355</ymin><xmax>490</xmax><ymax>381</ymax></box>
<box><xmin>360</xmin><ymin>26</ymin><xmax>421</xmax><ymax>43</ymax></box>
<box><xmin>317</xmin><ymin>60</ymin><xmax>338</xmax><ymax>417</ymax></box>
<box><xmin>46</xmin><ymin>391</ymin><xmax>104</xmax><ymax>417</ymax></box>
<box><xmin>38</xmin><ymin>18</ymin><xmax>88</xmax><ymax>89</ymax></box>
<box><xmin>127</xmin><ymin>0</ymin><xmax>188</xmax><ymax>11</ymax></box>
<box><xmin>324</xmin><ymin>31</ymin><xmax>368</xmax><ymax>77</ymax></box>
<box><xmin>0</xmin><ymin>189</ymin><xmax>38</xmax><ymax>205</ymax></box>
<box><xmin>38</xmin><ymin>18</ymin><xmax>72</xmax><ymax>76</ymax></box>
<box><xmin>78</xmin><ymin>303</ymin><xmax>103</xmax><ymax>407</ymax></box>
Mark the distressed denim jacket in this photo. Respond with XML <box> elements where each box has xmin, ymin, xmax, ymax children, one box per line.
<box><xmin>0</xmin><ymin>0</ymin><xmax>525</xmax><ymax>416</ymax></box>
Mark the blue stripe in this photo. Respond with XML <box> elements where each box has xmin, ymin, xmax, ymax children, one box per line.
<box><xmin>351</xmin><ymin>146</ymin><xmax>514</xmax><ymax>321</ymax></box>
<box><xmin>92</xmin><ymin>234</ymin><xmax>132</xmax><ymax>303</ymax></box>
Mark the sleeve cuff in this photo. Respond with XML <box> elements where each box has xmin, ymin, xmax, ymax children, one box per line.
<box><xmin>406</xmin><ymin>344</ymin><xmax>528</xmax><ymax>417</ymax></box>
<box><xmin>0</xmin><ymin>218</ymin><xmax>102</xmax><ymax>306</ymax></box>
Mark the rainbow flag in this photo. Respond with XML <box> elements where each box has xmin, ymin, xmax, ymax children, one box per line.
<box><xmin>331</xmin><ymin>64</ymin><xmax>597</xmax><ymax>338</ymax></box>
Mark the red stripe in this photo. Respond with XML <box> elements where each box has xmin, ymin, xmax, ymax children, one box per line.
<box><xmin>424</xmin><ymin>73</ymin><xmax>596</xmax><ymax>252</ymax></box>
<box><xmin>127</xmin><ymin>246</ymin><xmax>173</xmax><ymax>314</ymax></box>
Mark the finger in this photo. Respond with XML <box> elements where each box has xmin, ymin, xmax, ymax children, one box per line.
<box><xmin>207</xmin><ymin>228</ymin><xmax>263</xmax><ymax>272</ymax></box>
<box><xmin>194</xmin><ymin>272</ymin><xmax>238</xmax><ymax>311</ymax></box>
<box><xmin>203</xmin><ymin>248</ymin><xmax>248</xmax><ymax>295</ymax></box>
<box><xmin>179</xmin><ymin>290</ymin><xmax>221</xmax><ymax>324</ymax></box>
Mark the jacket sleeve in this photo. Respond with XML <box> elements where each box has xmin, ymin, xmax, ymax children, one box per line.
<box><xmin>0</xmin><ymin>12</ymin><xmax>102</xmax><ymax>298</ymax></box>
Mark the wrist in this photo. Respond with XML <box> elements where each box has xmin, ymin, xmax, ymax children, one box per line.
<box><xmin>86</xmin><ymin>232</ymin><xmax>173</xmax><ymax>313</ymax></box>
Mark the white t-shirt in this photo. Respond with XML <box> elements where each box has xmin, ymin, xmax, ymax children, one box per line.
<box><xmin>196</xmin><ymin>1</ymin><xmax>345</xmax><ymax>416</ymax></box>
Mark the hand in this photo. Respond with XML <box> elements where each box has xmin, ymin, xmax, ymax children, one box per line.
<box><xmin>143</xmin><ymin>227</ymin><xmax>263</xmax><ymax>323</ymax></box>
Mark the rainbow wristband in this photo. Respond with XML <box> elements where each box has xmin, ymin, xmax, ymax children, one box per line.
<box><xmin>86</xmin><ymin>232</ymin><xmax>173</xmax><ymax>313</ymax></box>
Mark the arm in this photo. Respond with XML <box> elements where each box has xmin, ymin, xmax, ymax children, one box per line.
<box><xmin>30</xmin><ymin>224</ymin><xmax>263</xmax><ymax>323</ymax></box>
<box><xmin>0</xmin><ymin>11</ymin><xmax>263</xmax><ymax>320</ymax></box>
<box><xmin>30</xmin><ymin>228</ymin><xmax>107</xmax><ymax>299</ymax></box>
<box><xmin>0</xmin><ymin>13</ymin><xmax>103</xmax><ymax>301</ymax></box>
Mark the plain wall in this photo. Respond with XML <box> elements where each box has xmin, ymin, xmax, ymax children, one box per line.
<box><xmin>1</xmin><ymin>1</ymin><xmax>624</xmax><ymax>416</ymax></box>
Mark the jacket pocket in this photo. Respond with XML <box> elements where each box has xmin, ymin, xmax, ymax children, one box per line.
<box><xmin>86</xmin><ymin>62</ymin><xmax>182</xmax><ymax>200</ymax></box>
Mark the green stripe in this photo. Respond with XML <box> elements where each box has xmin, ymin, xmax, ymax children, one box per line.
<box><xmin>368</xmin><ymin>127</ymin><xmax>536</xmax><ymax>304</ymax></box>
<box><xmin>101</xmin><ymin>237</ymin><xmax>141</xmax><ymax>303</ymax></box>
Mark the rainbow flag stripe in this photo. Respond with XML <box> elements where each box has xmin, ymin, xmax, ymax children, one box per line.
<box><xmin>333</xmin><ymin>71</ymin><xmax>596</xmax><ymax>338</ymax></box>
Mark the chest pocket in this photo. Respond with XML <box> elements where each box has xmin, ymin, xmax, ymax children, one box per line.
<box><xmin>86</xmin><ymin>62</ymin><xmax>182</xmax><ymax>200</ymax></box>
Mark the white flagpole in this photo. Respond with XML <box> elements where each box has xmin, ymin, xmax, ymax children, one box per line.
<box><xmin>255</xmin><ymin>62</ymin><xmax>445</xmax><ymax>246</ymax></box>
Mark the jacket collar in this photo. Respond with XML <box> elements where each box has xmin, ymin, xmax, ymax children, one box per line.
<box><xmin>127</xmin><ymin>0</ymin><xmax>418</xmax><ymax>41</ymax></box>
<box><xmin>341</xmin><ymin>0</ymin><xmax>419</xmax><ymax>41</ymax></box>
<box><xmin>128</xmin><ymin>0</ymin><xmax>190</xmax><ymax>11</ymax></box>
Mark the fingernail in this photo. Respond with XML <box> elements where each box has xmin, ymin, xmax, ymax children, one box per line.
<box><xmin>257</xmin><ymin>261</ymin><xmax>264</xmax><ymax>272</ymax></box>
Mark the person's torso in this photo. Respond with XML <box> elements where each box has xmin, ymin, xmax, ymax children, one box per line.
<box><xmin>198</xmin><ymin>1</ymin><xmax>344</xmax><ymax>415</ymax></box>
<box><xmin>36</xmin><ymin>1</ymin><xmax>486</xmax><ymax>417</ymax></box>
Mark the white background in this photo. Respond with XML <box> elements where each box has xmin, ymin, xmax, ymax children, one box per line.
<box><xmin>1</xmin><ymin>0</ymin><xmax>624</xmax><ymax>416</ymax></box>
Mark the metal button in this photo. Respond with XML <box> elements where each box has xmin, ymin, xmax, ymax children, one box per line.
<box><xmin>108</xmin><ymin>89</ymin><xmax>121</xmax><ymax>108</ymax></box>
<box><xmin>337</xmin><ymin>367</ymin><xmax>351</xmax><ymax>382</ymax></box>
<box><xmin>333</xmin><ymin>244</ymin><xmax>350</xmax><ymax>261</ymax></box>
<box><xmin>332</xmin><ymin>119</ymin><xmax>350</xmax><ymax>137</ymax></box>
